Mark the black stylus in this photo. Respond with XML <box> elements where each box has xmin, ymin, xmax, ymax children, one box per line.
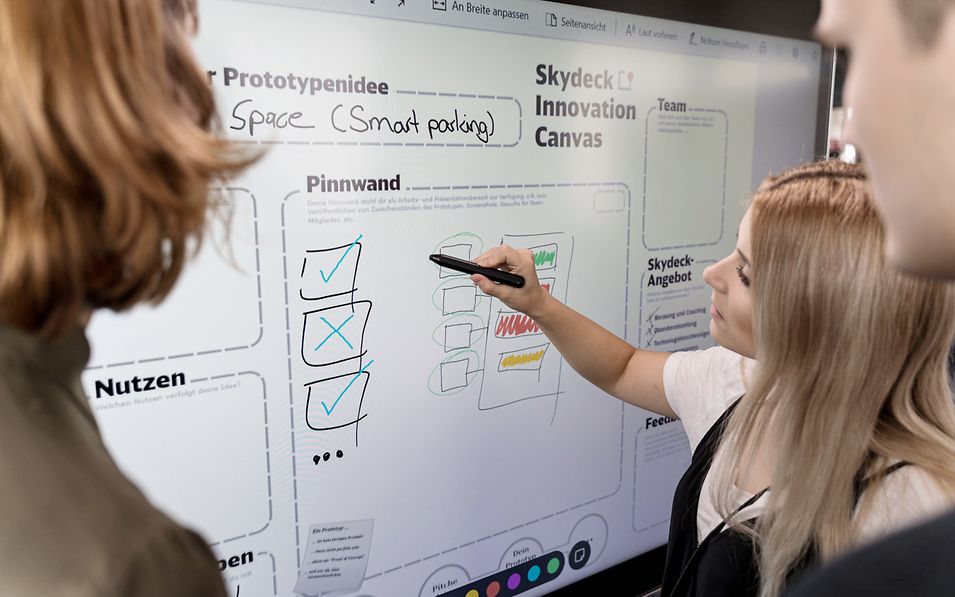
<box><xmin>429</xmin><ymin>254</ymin><xmax>526</xmax><ymax>288</ymax></box>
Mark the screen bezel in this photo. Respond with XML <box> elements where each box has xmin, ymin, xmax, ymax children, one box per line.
<box><xmin>536</xmin><ymin>0</ymin><xmax>834</xmax><ymax>593</ymax></box>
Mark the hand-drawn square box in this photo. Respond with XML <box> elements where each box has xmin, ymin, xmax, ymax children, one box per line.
<box><xmin>497</xmin><ymin>343</ymin><xmax>550</xmax><ymax>372</ymax></box>
<box><xmin>438</xmin><ymin>243</ymin><xmax>473</xmax><ymax>279</ymax></box>
<box><xmin>301</xmin><ymin>238</ymin><xmax>362</xmax><ymax>302</ymax></box>
<box><xmin>444</xmin><ymin>323</ymin><xmax>472</xmax><ymax>352</ymax></box>
<box><xmin>301</xmin><ymin>301</ymin><xmax>371</xmax><ymax>369</ymax></box>
<box><xmin>529</xmin><ymin>243</ymin><xmax>559</xmax><ymax>272</ymax></box>
<box><xmin>479</xmin><ymin>232</ymin><xmax>571</xmax><ymax>410</ymax></box>
<box><xmin>305</xmin><ymin>370</ymin><xmax>371</xmax><ymax>432</ymax></box>
<box><xmin>442</xmin><ymin>285</ymin><xmax>478</xmax><ymax>315</ymax></box>
<box><xmin>440</xmin><ymin>359</ymin><xmax>471</xmax><ymax>392</ymax></box>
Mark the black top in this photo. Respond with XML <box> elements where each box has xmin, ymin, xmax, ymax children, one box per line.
<box><xmin>660</xmin><ymin>399</ymin><xmax>766</xmax><ymax>597</ymax></box>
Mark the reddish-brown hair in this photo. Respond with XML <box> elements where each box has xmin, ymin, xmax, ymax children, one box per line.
<box><xmin>0</xmin><ymin>0</ymin><xmax>253</xmax><ymax>337</ymax></box>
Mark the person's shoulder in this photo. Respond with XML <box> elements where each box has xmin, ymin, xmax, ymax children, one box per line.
<box><xmin>0</xmin><ymin>486</ymin><xmax>223</xmax><ymax>596</ymax></box>
<box><xmin>0</xmin><ymin>385</ymin><xmax>223</xmax><ymax>595</ymax></box>
<box><xmin>664</xmin><ymin>345</ymin><xmax>750</xmax><ymax>408</ymax></box>
<box><xmin>786</xmin><ymin>508</ymin><xmax>955</xmax><ymax>597</ymax></box>
<box><xmin>669</xmin><ymin>344</ymin><xmax>751</xmax><ymax>380</ymax></box>
<box><xmin>664</xmin><ymin>346</ymin><xmax>750</xmax><ymax>450</ymax></box>
<box><xmin>108</xmin><ymin>519</ymin><xmax>227</xmax><ymax>597</ymax></box>
<box><xmin>854</xmin><ymin>465</ymin><xmax>953</xmax><ymax>545</ymax></box>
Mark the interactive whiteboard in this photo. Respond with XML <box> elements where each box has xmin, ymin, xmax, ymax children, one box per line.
<box><xmin>83</xmin><ymin>1</ymin><xmax>824</xmax><ymax>595</ymax></box>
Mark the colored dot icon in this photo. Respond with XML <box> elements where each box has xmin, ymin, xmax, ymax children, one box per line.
<box><xmin>547</xmin><ymin>557</ymin><xmax>560</xmax><ymax>574</ymax></box>
<box><xmin>437</xmin><ymin>551</ymin><xmax>565</xmax><ymax>596</ymax></box>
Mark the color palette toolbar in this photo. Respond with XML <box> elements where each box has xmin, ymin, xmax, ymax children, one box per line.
<box><xmin>438</xmin><ymin>551</ymin><xmax>565</xmax><ymax>597</ymax></box>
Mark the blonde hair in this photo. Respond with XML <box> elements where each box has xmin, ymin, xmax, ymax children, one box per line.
<box><xmin>716</xmin><ymin>160</ymin><xmax>955</xmax><ymax>597</ymax></box>
<box><xmin>0</xmin><ymin>0</ymin><xmax>253</xmax><ymax>337</ymax></box>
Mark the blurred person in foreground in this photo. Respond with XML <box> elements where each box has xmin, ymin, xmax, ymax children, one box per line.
<box><xmin>0</xmin><ymin>0</ymin><xmax>252</xmax><ymax>594</ymax></box>
<box><xmin>787</xmin><ymin>1</ymin><xmax>955</xmax><ymax>595</ymax></box>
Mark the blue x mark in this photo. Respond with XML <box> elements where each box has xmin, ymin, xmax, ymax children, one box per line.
<box><xmin>314</xmin><ymin>314</ymin><xmax>355</xmax><ymax>351</ymax></box>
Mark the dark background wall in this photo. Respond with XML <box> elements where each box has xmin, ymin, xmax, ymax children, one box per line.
<box><xmin>546</xmin><ymin>0</ymin><xmax>823</xmax><ymax>41</ymax></box>
<box><xmin>546</xmin><ymin>1</ymin><xmax>845</xmax><ymax>113</ymax></box>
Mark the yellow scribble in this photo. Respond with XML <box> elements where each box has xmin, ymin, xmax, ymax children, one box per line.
<box><xmin>501</xmin><ymin>349</ymin><xmax>546</xmax><ymax>369</ymax></box>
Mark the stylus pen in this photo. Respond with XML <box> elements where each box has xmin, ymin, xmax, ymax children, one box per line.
<box><xmin>429</xmin><ymin>254</ymin><xmax>526</xmax><ymax>288</ymax></box>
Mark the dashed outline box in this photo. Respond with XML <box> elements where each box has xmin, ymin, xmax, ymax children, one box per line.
<box><xmin>594</xmin><ymin>189</ymin><xmax>626</xmax><ymax>213</ymax></box>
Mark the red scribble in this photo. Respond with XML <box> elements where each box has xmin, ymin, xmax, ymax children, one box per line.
<box><xmin>495</xmin><ymin>313</ymin><xmax>541</xmax><ymax>337</ymax></box>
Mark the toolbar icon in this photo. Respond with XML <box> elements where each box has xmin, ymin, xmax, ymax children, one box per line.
<box><xmin>569</xmin><ymin>541</ymin><xmax>592</xmax><ymax>570</ymax></box>
<box><xmin>545</xmin><ymin>12</ymin><xmax>557</xmax><ymax>27</ymax></box>
<box><xmin>618</xmin><ymin>70</ymin><xmax>634</xmax><ymax>91</ymax></box>
<box><xmin>432</xmin><ymin>0</ymin><xmax>447</xmax><ymax>10</ymax></box>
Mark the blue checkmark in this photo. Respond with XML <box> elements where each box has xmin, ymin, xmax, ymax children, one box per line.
<box><xmin>322</xmin><ymin>359</ymin><xmax>374</xmax><ymax>416</ymax></box>
<box><xmin>320</xmin><ymin>234</ymin><xmax>363</xmax><ymax>283</ymax></box>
